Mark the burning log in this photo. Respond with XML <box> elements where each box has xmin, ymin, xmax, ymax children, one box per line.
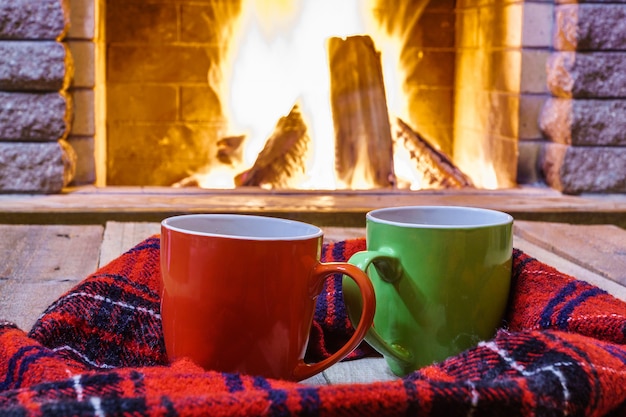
<box><xmin>235</xmin><ymin>104</ymin><xmax>310</xmax><ymax>188</ymax></box>
<box><xmin>172</xmin><ymin>135</ymin><xmax>246</xmax><ymax>188</ymax></box>
<box><xmin>328</xmin><ymin>35</ymin><xmax>395</xmax><ymax>188</ymax></box>
<box><xmin>216</xmin><ymin>135</ymin><xmax>245</xmax><ymax>166</ymax></box>
<box><xmin>393</xmin><ymin>118</ymin><xmax>474</xmax><ymax>189</ymax></box>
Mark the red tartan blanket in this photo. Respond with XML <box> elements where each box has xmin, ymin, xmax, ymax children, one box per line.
<box><xmin>2</xmin><ymin>236</ymin><xmax>626</xmax><ymax>416</ymax></box>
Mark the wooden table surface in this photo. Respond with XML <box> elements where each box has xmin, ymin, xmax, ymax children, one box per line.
<box><xmin>1</xmin><ymin>220</ymin><xmax>625</xmax><ymax>385</ymax></box>
<box><xmin>2</xmin><ymin>186</ymin><xmax>626</xmax><ymax>228</ymax></box>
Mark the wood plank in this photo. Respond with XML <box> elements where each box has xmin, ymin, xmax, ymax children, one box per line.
<box><xmin>303</xmin><ymin>357</ymin><xmax>397</xmax><ymax>386</ymax></box>
<box><xmin>99</xmin><ymin>222</ymin><xmax>160</xmax><ymax>267</ymax></box>
<box><xmin>322</xmin><ymin>226</ymin><xmax>366</xmax><ymax>242</ymax></box>
<box><xmin>99</xmin><ymin>223</ymin><xmax>366</xmax><ymax>268</ymax></box>
<box><xmin>514</xmin><ymin>221</ymin><xmax>626</xmax><ymax>286</ymax></box>
<box><xmin>514</xmin><ymin>236</ymin><xmax>626</xmax><ymax>301</ymax></box>
<box><xmin>2</xmin><ymin>186</ymin><xmax>625</xmax><ymax>227</ymax></box>
<box><xmin>0</xmin><ymin>224</ymin><xmax>103</xmax><ymax>330</ymax></box>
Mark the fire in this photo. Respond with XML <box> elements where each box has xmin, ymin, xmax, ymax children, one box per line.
<box><xmin>194</xmin><ymin>0</ymin><xmax>409</xmax><ymax>189</ymax></box>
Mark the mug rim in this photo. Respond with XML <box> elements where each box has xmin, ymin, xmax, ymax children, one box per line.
<box><xmin>161</xmin><ymin>214</ymin><xmax>323</xmax><ymax>241</ymax></box>
<box><xmin>367</xmin><ymin>206</ymin><xmax>513</xmax><ymax>229</ymax></box>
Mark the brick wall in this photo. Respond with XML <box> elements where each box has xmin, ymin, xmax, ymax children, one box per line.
<box><xmin>384</xmin><ymin>0</ymin><xmax>456</xmax><ymax>158</ymax></box>
<box><xmin>105</xmin><ymin>0</ymin><xmax>238</xmax><ymax>185</ymax></box>
<box><xmin>453</xmin><ymin>0</ymin><xmax>553</xmax><ymax>189</ymax></box>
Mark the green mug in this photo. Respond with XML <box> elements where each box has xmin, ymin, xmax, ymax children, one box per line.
<box><xmin>343</xmin><ymin>206</ymin><xmax>513</xmax><ymax>376</ymax></box>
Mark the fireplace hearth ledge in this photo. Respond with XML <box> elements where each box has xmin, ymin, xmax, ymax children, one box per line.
<box><xmin>1</xmin><ymin>186</ymin><xmax>625</xmax><ymax>229</ymax></box>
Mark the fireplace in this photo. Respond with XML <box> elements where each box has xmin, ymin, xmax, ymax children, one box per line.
<box><xmin>1</xmin><ymin>0</ymin><xmax>625</xmax><ymax>194</ymax></box>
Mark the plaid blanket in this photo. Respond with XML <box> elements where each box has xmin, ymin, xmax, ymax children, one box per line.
<box><xmin>1</xmin><ymin>236</ymin><xmax>626</xmax><ymax>416</ymax></box>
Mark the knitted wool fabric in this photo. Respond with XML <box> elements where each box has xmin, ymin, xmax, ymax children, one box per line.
<box><xmin>1</xmin><ymin>236</ymin><xmax>626</xmax><ymax>416</ymax></box>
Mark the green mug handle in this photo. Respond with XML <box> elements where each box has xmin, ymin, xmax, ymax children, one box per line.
<box><xmin>343</xmin><ymin>249</ymin><xmax>414</xmax><ymax>372</ymax></box>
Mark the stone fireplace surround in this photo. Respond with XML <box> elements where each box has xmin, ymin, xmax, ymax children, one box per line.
<box><xmin>0</xmin><ymin>0</ymin><xmax>625</xmax><ymax>194</ymax></box>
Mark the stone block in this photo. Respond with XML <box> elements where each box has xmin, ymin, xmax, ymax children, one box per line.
<box><xmin>0</xmin><ymin>92</ymin><xmax>71</xmax><ymax>141</ymax></box>
<box><xmin>407</xmin><ymin>87</ymin><xmax>454</xmax><ymax>155</ymax></box>
<box><xmin>0</xmin><ymin>140</ymin><xmax>76</xmax><ymax>193</ymax></box>
<box><xmin>522</xmin><ymin>2</ymin><xmax>554</xmax><ymax>48</ymax></box>
<box><xmin>517</xmin><ymin>140</ymin><xmax>543</xmax><ymax>184</ymax></box>
<box><xmin>181</xmin><ymin>4</ymin><xmax>224</xmax><ymax>44</ymax></box>
<box><xmin>457</xmin><ymin>8</ymin><xmax>478</xmax><ymax>49</ymax></box>
<box><xmin>521</xmin><ymin>50</ymin><xmax>550</xmax><ymax>94</ymax></box>
<box><xmin>555</xmin><ymin>4</ymin><xmax>626</xmax><ymax>51</ymax></box>
<box><xmin>106</xmin><ymin>2</ymin><xmax>177</xmax><ymax>44</ymax></box>
<box><xmin>66</xmin><ymin>136</ymin><xmax>95</xmax><ymax>185</ymax></box>
<box><xmin>0</xmin><ymin>41</ymin><xmax>73</xmax><ymax>91</ymax></box>
<box><xmin>67</xmin><ymin>0</ymin><xmax>95</xmax><ymax>40</ymax></box>
<box><xmin>67</xmin><ymin>40</ymin><xmax>94</xmax><ymax>87</ymax></box>
<box><xmin>454</xmin><ymin>130</ymin><xmax>518</xmax><ymax>189</ymax></box>
<box><xmin>413</xmin><ymin>8</ymin><xmax>456</xmax><ymax>49</ymax></box>
<box><xmin>0</xmin><ymin>0</ymin><xmax>69</xmax><ymax>40</ymax></box>
<box><xmin>540</xmin><ymin>98</ymin><xmax>626</xmax><ymax>146</ymax></box>
<box><xmin>456</xmin><ymin>89</ymin><xmax>520</xmax><ymax>140</ymax></box>
<box><xmin>107</xmin><ymin>45</ymin><xmax>216</xmax><ymax>84</ymax></box>
<box><xmin>70</xmin><ymin>89</ymin><xmax>95</xmax><ymax>136</ymax></box>
<box><xmin>476</xmin><ymin>3</ymin><xmax>523</xmax><ymax>48</ymax></box>
<box><xmin>405</xmin><ymin>50</ymin><xmax>455</xmax><ymax>87</ymax></box>
<box><xmin>106</xmin><ymin>123</ymin><xmax>216</xmax><ymax>186</ymax></box>
<box><xmin>181</xmin><ymin>86</ymin><xmax>223</xmax><ymax>122</ymax></box>
<box><xmin>547</xmin><ymin>52</ymin><xmax>626</xmax><ymax>98</ymax></box>
<box><xmin>107</xmin><ymin>84</ymin><xmax>177</xmax><ymax>122</ymax></box>
<box><xmin>541</xmin><ymin>143</ymin><xmax>626</xmax><ymax>194</ymax></box>
<box><xmin>519</xmin><ymin>94</ymin><xmax>547</xmax><ymax>140</ymax></box>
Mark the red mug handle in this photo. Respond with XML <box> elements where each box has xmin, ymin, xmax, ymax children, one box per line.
<box><xmin>292</xmin><ymin>262</ymin><xmax>376</xmax><ymax>381</ymax></box>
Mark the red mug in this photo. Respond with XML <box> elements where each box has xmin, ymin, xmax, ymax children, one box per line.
<box><xmin>160</xmin><ymin>214</ymin><xmax>376</xmax><ymax>381</ymax></box>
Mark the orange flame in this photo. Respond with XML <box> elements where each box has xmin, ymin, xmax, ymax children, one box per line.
<box><xmin>193</xmin><ymin>0</ymin><xmax>410</xmax><ymax>189</ymax></box>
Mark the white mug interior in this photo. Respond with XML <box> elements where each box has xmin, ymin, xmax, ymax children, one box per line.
<box><xmin>161</xmin><ymin>214</ymin><xmax>323</xmax><ymax>240</ymax></box>
<box><xmin>367</xmin><ymin>206</ymin><xmax>513</xmax><ymax>228</ymax></box>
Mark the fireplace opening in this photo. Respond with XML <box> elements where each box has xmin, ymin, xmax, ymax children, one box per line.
<box><xmin>4</xmin><ymin>1</ymin><xmax>626</xmax><ymax>194</ymax></box>
<box><xmin>103</xmin><ymin>0</ymin><xmax>519</xmax><ymax>190</ymax></box>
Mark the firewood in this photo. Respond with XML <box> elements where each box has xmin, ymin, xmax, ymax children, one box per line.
<box><xmin>235</xmin><ymin>104</ymin><xmax>310</xmax><ymax>188</ymax></box>
<box><xmin>393</xmin><ymin>117</ymin><xmax>474</xmax><ymax>189</ymax></box>
<box><xmin>216</xmin><ymin>135</ymin><xmax>245</xmax><ymax>166</ymax></box>
<box><xmin>327</xmin><ymin>35</ymin><xmax>395</xmax><ymax>189</ymax></box>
